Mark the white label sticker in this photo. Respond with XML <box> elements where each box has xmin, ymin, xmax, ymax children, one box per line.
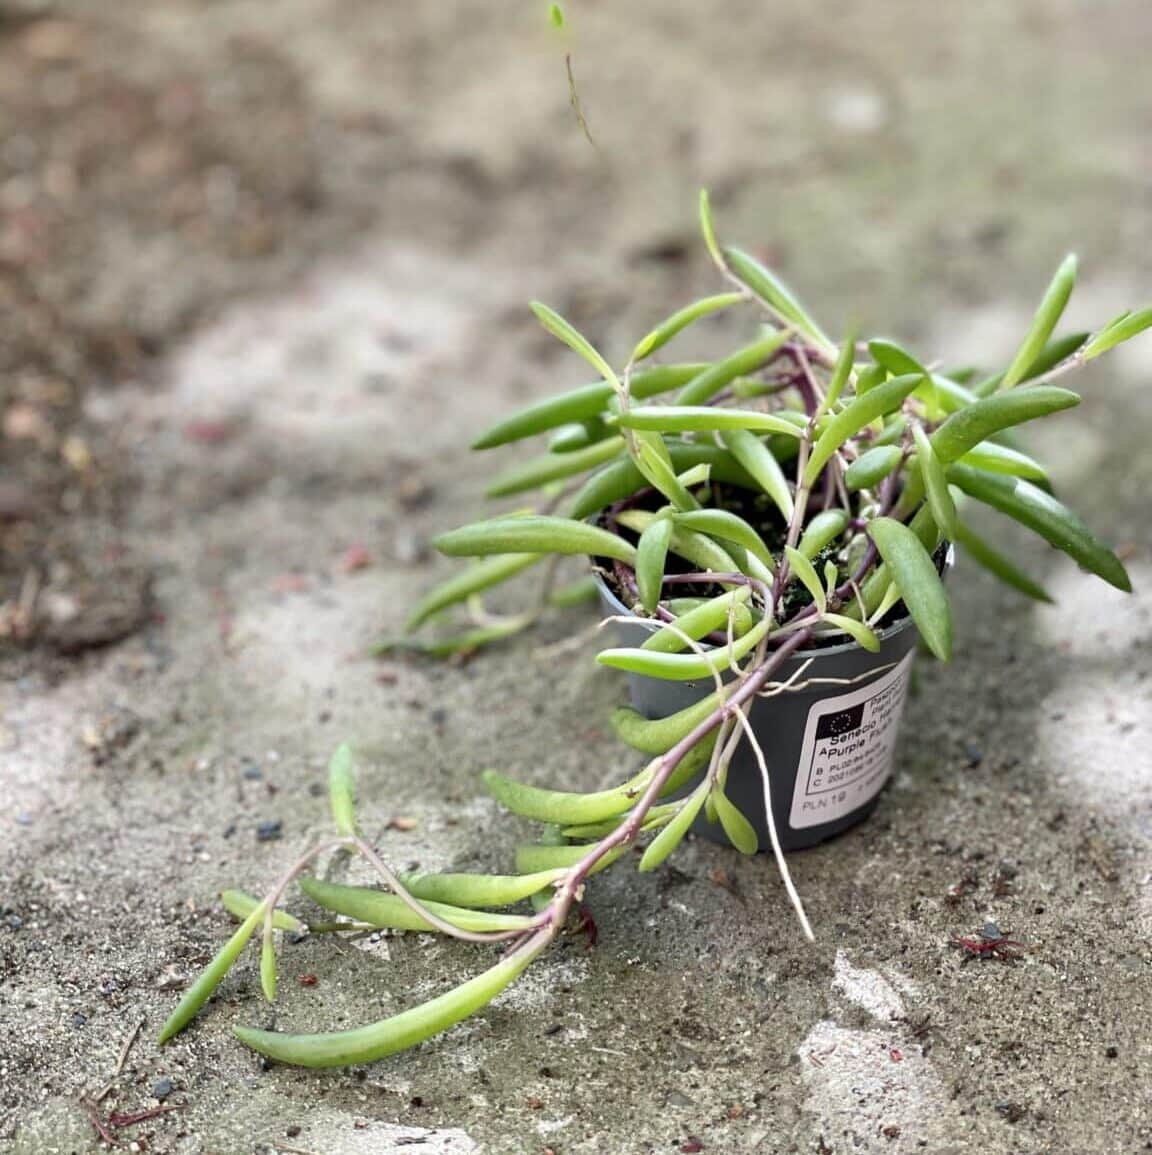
<box><xmin>789</xmin><ymin>651</ymin><xmax>914</xmax><ymax>829</ymax></box>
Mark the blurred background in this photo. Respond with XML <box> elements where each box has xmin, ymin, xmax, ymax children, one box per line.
<box><xmin>2</xmin><ymin>3</ymin><xmax>1150</xmax><ymax>1152</ymax></box>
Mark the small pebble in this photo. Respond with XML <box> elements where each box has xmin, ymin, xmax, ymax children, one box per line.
<box><xmin>72</xmin><ymin>1012</ymin><xmax>87</xmax><ymax>1028</ymax></box>
<box><xmin>982</xmin><ymin>921</ymin><xmax>1002</xmax><ymax>940</ymax></box>
<box><xmin>15</xmin><ymin>812</ymin><xmax>33</xmax><ymax>826</ymax></box>
<box><xmin>256</xmin><ymin>820</ymin><xmax>283</xmax><ymax>842</ymax></box>
<box><xmin>6</xmin><ymin>915</ymin><xmax>24</xmax><ymax>930</ymax></box>
<box><xmin>962</xmin><ymin>742</ymin><xmax>983</xmax><ymax>768</ymax></box>
<box><xmin>243</xmin><ymin>764</ymin><xmax>263</xmax><ymax>781</ymax></box>
<box><xmin>152</xmin><ymin>1077</ymin><xmax>173</xmax><ymax>1100</ymax></box>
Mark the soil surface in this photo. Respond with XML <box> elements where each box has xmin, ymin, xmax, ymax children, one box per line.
<box><xmin>3</xmin><ymin>3</ymin><xmax>1152</xmax><ymax>1153</ymax></box>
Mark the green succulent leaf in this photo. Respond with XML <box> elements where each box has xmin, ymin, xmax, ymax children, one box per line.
<box><xmin>515</xmin><ymin>842</ymin><xmax>626</xmax><ymax>874</ymax></box>
<box><xmin>818</xmin><ymin>327</ymin><xmax>859</xmax><ymax>415</ymax></box>
<box><xmin>845</xmin><ymin>445</ymin><xmax>903</xmax><ymax>492</ymax></box>
<box><xmin>235</xmin><ymin>930</ymin><xmax>552</xmax><ymax>1069</ymax></box>
<box><xmin>633</xmin><ymin>433</ymin><xmax>700</xmax><ymax>511</ymax></box>
<box><xmin>434</xmin><ymin>516</ymin><xmax>636</xmax><ymax>564</ymax></box>
<box><xmin>958</xmin><ymin>440</ymin><xmax>1048</xmax><ymax>482</ymax></box>
<box><xmin>868</xmin><ymin>338</ymin><xmax>929</xmax><ymax>379</ymax></box>
<box><xmin>597</xmin><ymin>612</ymin><xmax>772</xmax><ymax>681</ymax></box>
<box><xmin>867</xmin><ymin>517</ymin><xmax>953</xmax><ymax>661</ymax></box>
<box><xmin>398</xmin><ymin>869</ymin><xmax>564</xmax><ymax>909</ymax></box>
<box><xmin>796</xmin><ymin>508</ymin><xmax>850</xmax><ymax>560</ymax></box>
<box><xmin>530</xmin><ymin>301</ymin><xmax>620</xmax><ymax>391</ymax></box>
<box><xmin>721</xmin><ymin>247</ymin><xmax>831</xmax><ymax>349</ymax></box>
<box><xmin>929</xmin><ymin>386</ymin><xmax>1080</xmax><ymax>464</ymax></box>
<box><xmin>784</xmin><ymin>546</ymin><xmax>826</xmax><ymax>614</ymax></box>
<box><xmin>260</xmin><ymin>927</ymin><xmax>277</xmax><ymax>1003</ymax></box>
<box><xmin>406</xmin><ymin>554</ymin><xmax>545</xmax><ymax>632</ymax></box>
<box><xmin>610</xmin><ymin>690</ymin><xmax>726</xmax><ymax>755</ymax></box>
<box><xmin>711</xmin><ymin>787</ymin><xmax>758</xmax><ymax>854</ymax></box>
<box><xmin>481</xmin><ymin>766</ymin><xmax>647</xmax><ymax>825</ymax></box>
<box><xmin>616</xmin><ymin>509</ymin><xmax>739</xmax><ymax>575</ymax></box>
<box><xmin>950</xmin><ymin>520</ymin><xmax>1053</xmax><ymax>602</ymax></box>
<box><xmin>641</xmin><ymin>587</ymin><xmax>753</xmax><ymax>653</ymax></box>
<box><xmin>1082</xmin><ymin>307</ymin><xmax>1152</xmax><ymax>359</ymax></box>
<box><xmin>639</xmin><ymin>780</ymin><xmax>710</xmax><ymax>872</ymax></box>
<box><xmin>569</xmin><ymin>444</ymin><xmax>758</xmax><ymax>519</ymax></box>
<box><xmin>675</xmin><ymin>332</ymin><xmax>792</xmax><ymax>406</ymax></box>
<box><xmin>612</xmin><ymin>406</ymin><xmax>803</xmax><ymax>438</ymax></box>
<box><xmin>220</xmin><ymin>890</ymin><xmax>303</xmax><ymax>933</ymax></box>
<box><xmin>998</xmin><ymin>255</ymin><xmax>1077</xmax><ymax>390</ymax></box>
<box><xmin>674</xmin><ymin>509</ymin><xmax>775</xmax><ymax>570</ymax></box>
<box><xmin>327</xmin><ymin>743</ymin><xmax>359</xmax><ymax>838</ymax></box>
<box><xmin>636</xmin><ymin>516</ymin><xmax>674</xmax><ymax>614</ymax></box>
<box><xmin>912</xmin><ymin>424</ymin><xmax>958</xmax><ymax>539</ymax></box>
<box><xmin>804</xmin><ymin>373</ymin><xmax>922</xmax><ymax>486</ymax></box>
<box><xmin>632</xmin><ymin>293</ymin><xmax>745</xmax><ymax>361</ymax></box>
<box><xmin>486</xmin><ymin>437</ymin><xmax>625</xmax><ymax>498</ymax></box>
<box><xmin>821</xmin><ymin>613</ymin><xmax>881</xmax><ymax>652</ymax></box>
<box><xmin>298</xmin><ymin>878</ymin><xmax>535</xmax><ymax>934</ymax></box>
<box><xmin>699</xmin><ymin>188</ymin><xmax>724</xmax><ymax>268</ymax></box>
<box><xmin>158</xmin><ymin>901</ymin><xmax>268</xmax><ymax>1044</ymax></box>
<box><xmin>717</xmin><ymin>430</ymin><xmax>794</xmax><ymax>523</ymax></box>
<box><xmin>946</xmin><ymin>465</ymin><xmax>1131</xmax><ymax>591</ymax></box>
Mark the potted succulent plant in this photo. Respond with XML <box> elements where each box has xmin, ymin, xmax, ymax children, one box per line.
<box><xmin>159</xmin><ymin>193</ymin><xmax>1147</xmax><ymax>1068</ymax></box>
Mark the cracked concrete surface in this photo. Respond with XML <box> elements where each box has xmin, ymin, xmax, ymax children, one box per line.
<box><xmin>2</xmin><ymin>2</ymin><xmax>1152</xmax><ymax>1153</ymax></box>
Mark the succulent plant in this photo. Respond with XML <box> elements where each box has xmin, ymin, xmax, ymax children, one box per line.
<box><xmin>161</xmin><ymin>192</ymin><xmax>1147</xmax><ymax>1067</ymax></box>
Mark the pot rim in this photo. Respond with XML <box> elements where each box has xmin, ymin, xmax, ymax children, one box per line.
<box><xmin>592</xmin><ymin>543</ymin><xmax>954</xmax><ymax>660</ymax></box>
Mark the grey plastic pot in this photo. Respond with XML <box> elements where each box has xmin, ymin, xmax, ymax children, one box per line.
<box><xmin>596</xmin><ymin>573</ymin><xmax>929</xmax><ymax>852</ymax></box>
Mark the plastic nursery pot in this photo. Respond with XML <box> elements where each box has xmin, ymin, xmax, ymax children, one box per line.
<box><xmin>596</xmin><ymin>569</ymin><xmax>938</xmax><ymax>853</ymax></box>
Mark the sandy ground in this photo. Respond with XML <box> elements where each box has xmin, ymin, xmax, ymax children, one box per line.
<box><xmin>2</xmin><ymin>2</ymin><xmax>1152</xmax><ymax>1152</ymax></box>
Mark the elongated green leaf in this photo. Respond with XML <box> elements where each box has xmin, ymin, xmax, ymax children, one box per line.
<box><xmin>530</xmin><ymin>302</ymin><xmax>620</xmax><ymax>391</ymax></box>
<box><xmin>472</xmin><ymin>365</ymin><xmax>708</xmax><ymax>450</ymax></box>
<box><xmin>951</xmin><ymin>520</ymin><xmax>1052</xmax><ymax>602</ymax></box>
<box><xmin>616</xmin><ymin>509</ymin><xmax>738</xmax><ymax>574</ymax></box>
<box><xmin>699</xmin><ymin>188</ymin><xmax>724</xmax><ymax>267</ymax></box>
<box><xmin>868</xmin><ymin>517</ymin><xmax>952</xmax><ymax>660</ymax></box>
<box><xmin>718</xmin><ymin>429</ymin><xmax>794</xmax><ymax>522</ymax></box>
<box><xmin>821</xmin><ymin>613</ymin><xmax>880</xmax><ymax>652</ymax></box>
<box><xmin>912</xmin><ymin>424</ymin><xmax>958</xmax><ymax>538</ymax></box>
<box><xmin>220</xmin><ymin>890</ymin><xmax>303</xmax><ymax>933</ymax></box>
<box><xmin>845</xmin><ymin>445</ymin><xmax>903</xmax><ymax>492</ymax></box>
<box><xmin>818</xmin><ymin>328</ymin><xmax>859</xmax><ymax>416</ymax></box>
<box><xmin>235</xmin><ymin>929</ymin><xmax>552</xmax><ymax>1068</ymax></box>
<box><xmin>785</xmin><ymin>546</ymin><xmax>825</xmax><ymax>613</ymax></box>
<box><xmin>674</xmin><ymin>509</ymin><xmax>775</xmax><ymax>569</ymax></box>
<box><xmin>636</xmin><ymin>516</ymin><xmax>673</xmax><ymax>614</ymax></box>
<box><xmin>796</xmin><ymin>509</ymin><xmax>850</xmax><ymax>560</ymax></box>
<box><xmin>481</xmin><ymin>766</ymin><xmax>646</xmax><ymax>825</ymax></box>
<box><xmin>570</xmin><ymin>444</ymin><xmax>758</xmax><ymax>519</ymax></box>
<box><xmin>868</xmin><ymin>338</ymin><xmax>929</xmax><ymax>378</ymax></box>
<box><xmin>804</xmin><ymin>374</ymin><xmax>922</xmax><ymax>486</ymax></box>
<box><xmin>434</xmin><ymin>516</ymin><xmax>636</xmax><ymax>564</ymax></box>
<box><xmin>1082</xmin><ymin>307</ymin><xmax>1152</xmax><ymax>359</ymax></box>
<box><xmin>384</xmin><ymin>615</ymin><xmax>536</xmax><ymax>658</ymax></box>
<box><xmin>406</xmin><ymin>554</ymin><xmax>544</xmax><ymax>632</ymax></box>
<box><xmin>634</xmin><ymin>433</ymin><xmax>699</xmax><ymax>511</ymax></box>
<box><xmin>327</xmin><ymin>743</ymin><xmax>358</xmax><ymax>838</ymax></box>
<box><xmin>721</xmin><ymin>247</ymin><xmax>831</xmax><ymax>349</ymax></box>
<box><xmin>676</xmin><ymin>332</ymin><xmax>792</xmax><ymax>406</ymax></box>
<box><xmin>549</xmin><ymin>417</ymin><xmax>611</xmax><ymax>453</ymax></box>
<box><xmin>614</xmin><ymin>406</ymin><xmax>803</xmax><ymax>438</ymax></box>
<box><xmin>639</xmin><ymin>781</ymin><xmax>710</xmax><ymax>871</ymax></box>
<box><xmin>642</xmin><ymin>587</ymin><xmax>753</xmax><ymax>653</ymax></box>
<box><xmin>946</xmin><ymin>464</ymin><xmax>1131</xmax><ymax>591</ymax></box>
<box><xmin>514</xmin><ymin>842</ymin><xmax>627</xmax><ymax>875</ymax></box>
<box><xmin>998</xmin><ymin>255</ymin><xmax>1077</xmax><ymax>389</ymax></box>
<box><xmin>597</xmin><ymin>612</ymin><xmax>772</xmax><ymax>681</ymax></box>
<box><xmin>929</xmin><ymin>386</ymin><xmax>1079</xmax><ymax>464</ymax></box>
<box><xmin>973</xmin><ymin>331</ymin><xmax>1090</xmax><ymax>396</ymax></box>
<box><xmin>959</xmin><ymin>440</ymin><xmax>1047</xmax><ymax>481</ymax></box>
<box><xmin>632</xmin><ymin>293</ymin><xmax>744</xmax><ymax>361</ymax></box>
<box><xmin>158</xmin><ymin>903</ymin><xmax>267</xmax><ymax>1043</ymax></box>
<box><xmin>398</xmin><ymin>869</ymin><xmax>564</xmax><ymax>909</ymax></box>
<box><xmin>610</xmin><ymin>690</ymin><xmax>725</xmax><ymax>754</ymax></box>
<box><xmin>711</xmin><ymin>787</ymin><xmax>758</xmax><ymax>854</ymax></box>
<box><xmin>260</xmin><ymin>927</ymin><xmax>277</xmax><ymax>1002</ymax></box>
<box><xmin>855</xmin><ymin>363</ymin><xmax>888</xmax><ymax>393</ymax></box>
<box><xmin>486</xmin><ymin>437</ymin><xmax>625</xmax><ymax>498</ymax></box>
<box><xmin>298</xmin><ymin>878</ymin><xmax>535</xmax><ymax>934</ymax></box>
<box><xmin>563</xmin><ymin>801</ymin><xmax>679</xmax><ymax>840</ymax></box>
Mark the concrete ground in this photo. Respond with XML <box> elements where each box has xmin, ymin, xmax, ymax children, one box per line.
<box><xmin>2</xmin><ymin>2</ymin><xmax>1151</xmax><ymax>1152</ymax></box>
